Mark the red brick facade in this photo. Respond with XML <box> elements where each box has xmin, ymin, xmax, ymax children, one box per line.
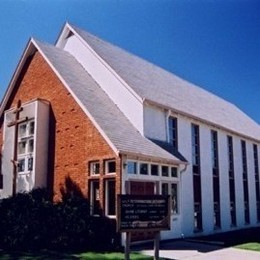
<box><xmin>0</xmin><ymin>51</ymin><xmax>122</xmax><ymax>212</ymax></box>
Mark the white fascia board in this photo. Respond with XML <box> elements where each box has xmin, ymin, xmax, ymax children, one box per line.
<box><xmin>0</xmin><ymin>39</ymin><xmax>36</xmax><ymax>117</ymax></box>
<box><xmin>59</xmin><ymin>23</ymin><xmax>143</xmax><ymax>105</ymax></box>
<box><xmin>55</xmin><ymin>22</ymin><xmax>71</xmax><ymax>48</ymax></box>
<box><xmin>32</xmin><ymin>39</ymin><xmax>120</xmax><ymax>157</ymax></box>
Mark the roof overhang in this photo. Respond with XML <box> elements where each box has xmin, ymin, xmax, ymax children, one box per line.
<box><xmin>119</xmin><ymin>150</ymin><xmax>187</xmax><ymax>166</ymax></box>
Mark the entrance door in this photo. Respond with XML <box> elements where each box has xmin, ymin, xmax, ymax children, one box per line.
<box><xmin>129</xmin><ymin>181</ymin><xmax>156</xmax><ymax>242</ymax></box>
<box><xmin>130</xmin><ymin>181</ymin><xmax>154</xmax><ymax>195</ymax></box>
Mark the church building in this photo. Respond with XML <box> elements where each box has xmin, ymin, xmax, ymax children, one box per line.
<box><xmin>0</xmin><ymin>23</ymin><xmax>260</xmax><ymax>241</ymax></box>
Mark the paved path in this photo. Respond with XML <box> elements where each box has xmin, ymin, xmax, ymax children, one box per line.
<box><xmin>136</xmin><ymin>240</ymin><xmax>260</xmax><ymax>259</ymax></box>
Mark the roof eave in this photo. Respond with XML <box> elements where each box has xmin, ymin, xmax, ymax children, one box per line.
<box><xmin>143</xmin><ymin>98</ymin><xmax>260</xmax><ymax>143</ymax></box>
<box><xmin>118</xmin><ymin>150</ymin><xmax>187</xmax><ymax>166</ymax></box>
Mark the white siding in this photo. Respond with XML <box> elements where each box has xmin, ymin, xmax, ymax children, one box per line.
<box><xmin>142</xmin><ymin>104</ymin><xmax>260</xmax><ymax>239</ymax></box>
<box><xmin>144</xmin><ymin>105</ymin><xmax>167</xmax><ymax>140</ymax></box>
<box><xmin>218</xmin><ymin>131</ymin><xmax>231</xmax><ymax>231</ymax></box>
<box><xmin>233</xmin><ymin>136</ymin><xmax>244</xmax><ymax>226</ymax></box>
<box><xmin>200</xmin><ymin>125</ymin><xmax>214</xmax><ymax>234</ymax></box>
<box><xmin>34</xmin><ymin>101</ymin><xmax>50</xmax><ymax>188</ymax></box>
<box><xmin>178</xmin><ymin>117</ymin><xmax>194</xmax><ymax>236</ymax></box>
<box><xmin>247</xmin><ymin>141</ymin><xmax>257</xmax><ymax>224</ymax></box>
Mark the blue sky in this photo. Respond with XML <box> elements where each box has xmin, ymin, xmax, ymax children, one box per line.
<box><xmin>0</xmin><ymin>0</ymin><xmax>259</xmax><ymax>123</ymax></box>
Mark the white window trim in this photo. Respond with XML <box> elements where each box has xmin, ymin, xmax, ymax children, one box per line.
<box><xmin>90</xmin><ymin>161</ymin><xmax>100</xmax><ymax>176</ymax></box>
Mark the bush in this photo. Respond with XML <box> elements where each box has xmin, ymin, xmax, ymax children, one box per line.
<box><xmin>0</xmin><ymin>188</ymin><xmax>117</xmax><ymax>251</ymax></box>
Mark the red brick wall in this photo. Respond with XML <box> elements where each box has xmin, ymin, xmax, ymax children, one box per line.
<box><xmin>0</xmin><ymin>51</ymin><xmax>122</xmax><ymax>205</ymax></box>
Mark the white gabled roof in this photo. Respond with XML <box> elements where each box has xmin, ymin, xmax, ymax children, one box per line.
<box><xmin>65</xmin><ymin>24</ymin><xmax>260</xmax><ymax>141</ymax></box>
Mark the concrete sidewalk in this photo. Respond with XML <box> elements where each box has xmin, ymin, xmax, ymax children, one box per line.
<box><xmin>136</xmin><ymin>240</ymin><xmax>260</xmax><ymax>259</ymax></box>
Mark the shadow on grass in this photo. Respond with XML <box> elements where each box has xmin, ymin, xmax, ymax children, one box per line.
<box><xmin>0</xmin><ymin>249</ymin><xmax>78</xmax><ymax>260</ymax></box>
<box><xmin>0</xmin><ymin>250</ymin><xmax>153</xmax><ymax>260</ymax></box>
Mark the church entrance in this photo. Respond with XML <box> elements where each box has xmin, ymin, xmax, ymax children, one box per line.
<box><xmin>129</xmin><ymin>181</ymin><xmax>157</xmax><ymax>242</ymax></box>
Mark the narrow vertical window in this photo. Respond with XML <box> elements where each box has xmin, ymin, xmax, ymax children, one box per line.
<box><xmin>168</xmin><ymin>116</ymin><xmax>178</xmax><ymax>150</ymax></box>
<box><xmin>105</xmin><ymin>179</ymin><xmax>116</xmax><ymax>216</ymax></box>
<box><xmin>171</xmin><ymin>183</ymin><xmax>178</xmax><ymax>214</ymax></box>
<box><xmin>191</xmin><ymin>124</ymin><xmax>202</xmax><ymax>231</ymax></box>
<box><xmin>211</xmin><ymin>130</ymin><xmax>221</xmax><ymax>229</ymax></box>
<box><xmin>161</xmin><ymin>182</ymin><xmax>178</xmax><ymax>214</ymax></box>
<box><xmin>253</xmin><ymin>144</ymin><xmax>260</xmax><ymax>222</ymax></box>
<box><xmin>241</xmin><ymin>140</ymin><xmax>250</xmax><ymax>224</ymax></box>
<box><xmin>227</xmin><ymin>136</ymin><xmax>236</xmax><ymax>226</ymax></box>
<box><xmin>90</xmin><ymin>180</ymin><xmax>100</xmax><ymax>215</ymax></box>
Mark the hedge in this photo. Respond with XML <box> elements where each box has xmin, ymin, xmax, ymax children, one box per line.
<box><xmin>0</xmin><ymin>188</ymin><xmax>118</xmax><ymax>251</ymax></box>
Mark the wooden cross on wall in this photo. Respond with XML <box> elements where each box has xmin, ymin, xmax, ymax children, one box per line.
<box><xmin>7</xmin><ymin>100</ymin><xmax>28</xmax><ymax>196</ymax></box>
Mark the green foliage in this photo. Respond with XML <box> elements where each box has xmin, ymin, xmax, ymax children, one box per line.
<box><xmin>235</xmin><ymin>243</ymin><xmax>260</xmax><ymax>252</ymax></box>
<box><xmin>0</xmin><ymin>188</ymin><xmax>117</xmax><ymax>252</ymax></box>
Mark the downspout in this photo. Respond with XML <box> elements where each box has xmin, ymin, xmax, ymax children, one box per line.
<box><xmin>180</xmin><ymin>162</ymin><xmax>188</xmax><ymax>239</ymax></box>
<box><xmin>166</xmin><ymin>109</ymin><xmax>171</xmax><ymax>142</ymax></box>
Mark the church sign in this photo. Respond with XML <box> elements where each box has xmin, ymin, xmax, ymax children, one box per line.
<box><xmin>117</xmin><ymin>194</ymin><xmax>171</xmax><ymax>232</ymax></box>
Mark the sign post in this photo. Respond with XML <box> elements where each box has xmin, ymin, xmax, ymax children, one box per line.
<box><xmin>117</xmin><ymin>195</ymin><xmax>171</xmax><ymax>260</ymax></box>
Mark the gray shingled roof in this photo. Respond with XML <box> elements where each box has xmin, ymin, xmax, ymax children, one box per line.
<box><xmin>34</xmin><ymin>40</ymin><xmax>183</xmax><ymax>164</ymax></box>
<box><xmin>71</xmin><ymin>25</ymin><xmax>260</xmax><ymax>141</ymax></box>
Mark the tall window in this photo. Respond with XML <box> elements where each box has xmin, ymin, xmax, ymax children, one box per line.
<box><xmin>253</xmin><ymin>144</ymin><xmax>260</xmax><ymax>221</ymax></box>
<box><xmin>241</xmin><ymin>140</ymin><xmax>250</xmax><ymax>224</ymax></box>
<box><xmin>211</xmin><ymin>130</ymin><xmax>221</xmax><ymax>229</ymax></box>
<box><xmin>90</xmin><ymin>180</ymin><xmax>100</xmax><ymax>215</ymax></box>
<box><xmin>191</xmin><ymin>124</ymin><xmax>202</xmax><ymax>231</ymax></box>
<box><xmin>17</xmin><ymin>120</ymin><xmax>35</xmax><ymax>174</ymax></box>
<box><xmin>227</xmin><ymin>136</ymin><xmax>236</xmax><ymax>226</ymax></box>
<box><xmin>105</xmin><ymin>179</ymin><xmax>116</xmax><ymax>216</ymax></box>
<box><xmin>161</xmin><ymin>182</ymin><xmax>178</xmax><ymax>214</ymax></box>
<box><xmin>168</xmin><ymin>116</ymin><xmax>178</xmax><ymax>150</ymax></box>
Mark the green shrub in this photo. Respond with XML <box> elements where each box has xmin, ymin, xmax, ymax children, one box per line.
<box><xmin>0</xmin><ymin>188</ymin><xmax>117</xmax><ymax>251</ymax></box>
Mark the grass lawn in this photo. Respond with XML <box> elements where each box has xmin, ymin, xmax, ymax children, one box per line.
<box><xmin>74</xmin><ymin>252</ymin><xmax>153</xmax><ymax>260</ymax></box>
<box><xmin>0</xmin><ymin>250</ymin><xmax>153</xmax><ymax>260</ymax></box>
<box><xmin>235</xmin><ymin>242</ymin><xmax>260</xmax><ymax>252</ymax></box>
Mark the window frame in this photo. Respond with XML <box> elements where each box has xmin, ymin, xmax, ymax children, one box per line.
<box><xmin>127</xmin><ymin>161</ymin><xmax>138</xmax><ymax>174</ymax></box>
<box><xmin>17</xmin><ymin>119</ymin><xmax>35</xmax><ymax>175</ymax></box>
<box><xmin>139</xmin><ymin>162</ymin><xmax>149</xmax><ymax>175</ymax></box>
<box><xmin>168</xmin><ymin>116</ymin><xmax>178</xmax><ymax>150</ymax></box>
<box><xmin>105</xmin><ymin>178</ymin><xmax>116</xmax><ymax>217</ymax></box>
<box><xmin>90</xmin><ymin>161</ymin><xmax>100</xmax><ymax>176</ymax></box>
<box><xmin>161</xmin><ymin>181</ymin><xmax>179</xmax><ymax>215</ymax></box>
<box><xmin>105</xmin><ymin>160</ymin><xmax>116</xmax><ymax>175</ymax></box>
